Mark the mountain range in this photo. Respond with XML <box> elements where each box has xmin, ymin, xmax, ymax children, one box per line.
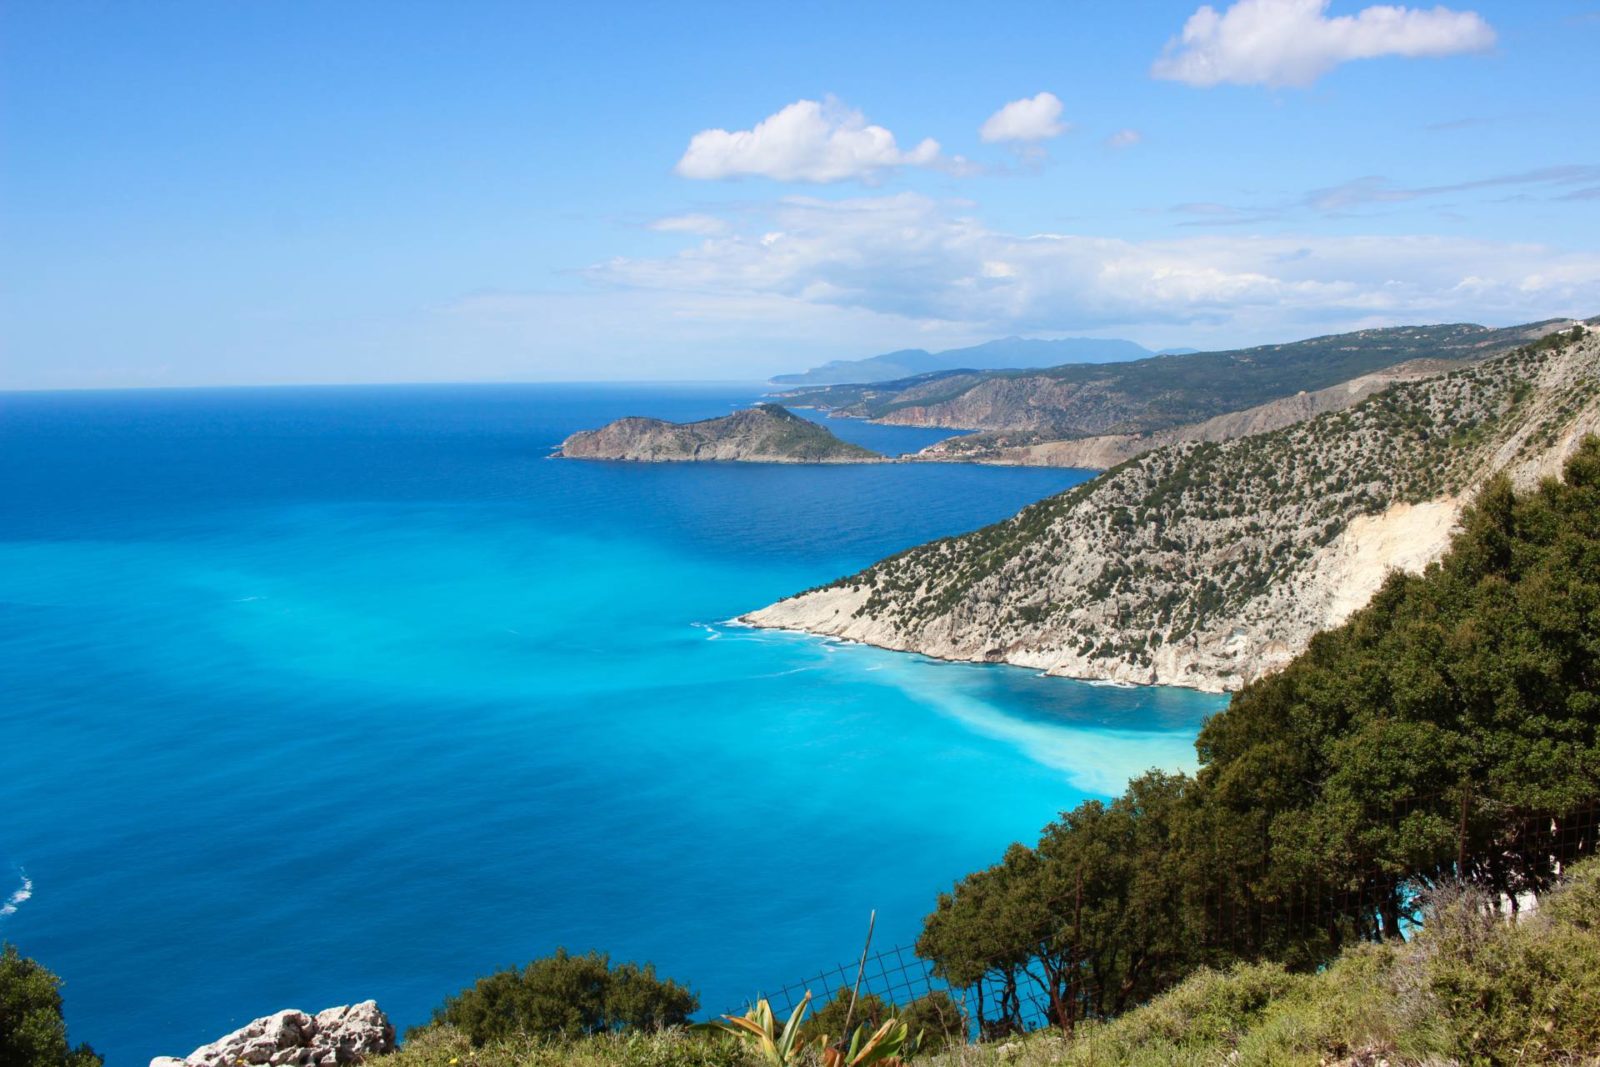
<box><xmin>768</xmin><ymin>336</ymin><xmax>1162</xmax><ymax>386</ymax></box>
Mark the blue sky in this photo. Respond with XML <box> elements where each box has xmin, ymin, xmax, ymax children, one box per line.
<box><xmin>3</xmin><ymin>0</ymin><xmax>1598</xmax><ymax>388</ymax></box>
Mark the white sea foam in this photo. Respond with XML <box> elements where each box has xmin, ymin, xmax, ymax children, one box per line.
<box><xmin>0</xmin><ymin>872</ymin><xmax>32</xmax><ymax>918</ymax></box>
<box><xmin>883</xmin><ymin>669</ymin><xmax>1197</xmax><ymax>795</ymax></box>
<box><xmin>690</xmin><ymin>622</ymin><xmax>723</xmax><ymax>640</ymax></box>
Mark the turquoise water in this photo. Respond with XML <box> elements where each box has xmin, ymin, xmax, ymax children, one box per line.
<box><xmin>0</xmin><ymin>384</ymin><xmax>1223</xmax><ymax>1063</ymax></box>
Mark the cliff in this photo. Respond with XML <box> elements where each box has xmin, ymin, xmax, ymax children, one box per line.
<box><xmin>744</xmin><ymin>327</ymin><xmax>1600</xmax><ymax>692</ymax></box>
<box><xmin>556</xmin><ymin>404</ymin><xmax>885</xmax><ymax>463</ymax></box>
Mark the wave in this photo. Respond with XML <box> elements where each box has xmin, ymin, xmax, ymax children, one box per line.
<box><xmin>0</xmin><ymin>871</ymin><xmax>32</xmax><ymax>918</ymax></box>
<box><xmin>690</xmin><ymin>622</ymin><xmax>722</xmax><ymax>640</ymax></box>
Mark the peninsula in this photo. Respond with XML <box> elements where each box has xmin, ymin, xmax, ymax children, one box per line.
<box><xmin>556</xmin><ymin>403</ymin><xmax>886</xmax><ymax>463</ymax></box>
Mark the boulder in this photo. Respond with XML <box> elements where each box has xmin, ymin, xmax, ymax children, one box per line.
<box><xmin>150</xmin><ymin>1001</ymin><xmax>394</xmax><ymax>1067</ymax></box>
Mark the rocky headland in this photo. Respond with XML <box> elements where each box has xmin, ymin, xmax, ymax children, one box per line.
<box><xmin>556</xmin><ymin>403</ymin><xmax>885</xmax><ymax>463</ymax></box>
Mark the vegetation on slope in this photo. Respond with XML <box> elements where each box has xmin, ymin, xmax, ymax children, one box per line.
<box><xmin>919</xmin><ymin>861</ymin><xmax>1600</xmax><ymax>1066</ymax></box>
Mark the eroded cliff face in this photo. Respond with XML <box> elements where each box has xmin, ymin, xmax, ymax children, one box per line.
<box><xmin>556</xmin><ymin>404</ymin><xmax>884</xmax><ymax>463</ymax></box>
<box><xmin>744</xmin><ymin>330</ymin><xmax>1600</xmax><ymax>692</ymax></box>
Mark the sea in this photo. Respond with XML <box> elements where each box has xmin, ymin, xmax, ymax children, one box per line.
<box><xmin>0</xmin><ymin>383</ymin><xmax>1225</xmax><ymax>1063</ymax></box>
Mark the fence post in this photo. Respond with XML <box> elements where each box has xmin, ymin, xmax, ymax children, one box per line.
<box><xmin>842</xmin><ymin>910</ymin><xmax>876</xmax><ymax>1039</ymax></box>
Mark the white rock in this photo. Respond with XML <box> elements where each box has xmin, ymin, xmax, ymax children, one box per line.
<box><xmin>150</xmin><ymin>1001</ymin><xmax>393</xmax><ymax>1067</ymax></box>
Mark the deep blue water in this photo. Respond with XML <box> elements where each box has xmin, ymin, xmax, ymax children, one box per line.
<box><xmin>0</xmin><ymin>384</ymin><xmax>1224</xmax><ymax>1063</ymax></box>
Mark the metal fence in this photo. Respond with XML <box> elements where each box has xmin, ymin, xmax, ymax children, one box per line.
<box><xmin>741</xmin><ymin>942</ymin><xmax>1056</xmax><ymax>1039</ymax></box>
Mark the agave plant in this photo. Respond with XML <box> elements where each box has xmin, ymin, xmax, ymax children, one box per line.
<box><xmin>818</xmin><ymin>1018</ymin><xmax>913</xmax><ymax>1067</ymax></box>
<box><xmin>702</xmin><ymin>992</ymin><xmax>816</xmax><ymax>1067</ymax></box>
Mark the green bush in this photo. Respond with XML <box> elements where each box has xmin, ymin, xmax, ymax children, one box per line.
<box><xmin>416</xmin><ymin>949</ymin><xmax>698</xmax><ymax>1046</ymax></box>
<box><xmin>0</xmin><ymin>944</ymin><xmax>101</xmax><ymax>1067</ymax></box>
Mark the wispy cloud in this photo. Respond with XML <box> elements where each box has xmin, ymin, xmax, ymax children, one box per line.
<box><xmin>647</xmin><ymin>213</ymin><xmax>731</xmax><ymax>236</ymax></box>
<box><xmin>1152</xmin><ymin>0</ymin><xmax>1496</xmax><ymax>89</ymax></box>
<box><xmin>1307</xmin><ymin>166</ymin><xmax>1600</xmax><ymax>212</ymax></box>
<box><xmin>1106</xmin><ymin>129</ymin><xmax>1143</xmax><ymax>149</ymax></box>
<box><xmin>675</xmin><ymin>98</ymin><xmax>942</xmax><ymax>184</ymax></box>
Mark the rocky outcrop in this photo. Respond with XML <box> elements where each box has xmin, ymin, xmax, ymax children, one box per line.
<box><xmin>150</xmin><ymin>1002</ymin><xmax>394</xmax><ymax>1067</ymax></box>
<box><xmin>912</xmin><ymin>360</ymin><xmax>1456</xmax><ymax>470</ymax></box>
<box><xmin>745</xmin><ymin>328</ymin><xmax>1600</xmax><ymax>692</ymax></box>
<box><xmin>556</xmin><ymin>404</ymin><xmax>885</xmax><ymax>463</ymax></box>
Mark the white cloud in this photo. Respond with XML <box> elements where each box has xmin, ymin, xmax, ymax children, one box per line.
<box><xmin>587</xmin><ymin>194</ymin><xmax>1600</xmax><ymax>337</ymax></box>
<box><xmin>1106</xmin><ymin>129</ymin><xmax>1143</xmax><ymax>149</ymax></box>
<box><xmin>979</xmin><ymin>92</ymin><xmax>1068</xmax><ymax>143</ymax></box>
<box><xmin>648</xmin><ymin>213</ymin><xmax>730</xmax><ymax>235</ymax></box>
<box><xmin>1151</xmin><ymin>0</ymin><xmax>1496</xmax><ymax>89</ymax></box>
<box><xmin>675</xmin><ymin>98</ymin><xmax>941</xmax><ymax>183</ymax></box>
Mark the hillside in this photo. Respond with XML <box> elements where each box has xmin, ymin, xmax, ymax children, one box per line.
<box><xmin>913</xmin><ymin>358</ymin><xmax>1456</xmax><ymax>470</ymax></box>
<box><xmin>555</xmin><ymin>404</ymin><xmax>884</xmax><ymax>464</ymax></box>
<box><xmin>769</xmin><ymin>336</ymin><xmax>1154</xmax><ymax>387</ymax></box>
<box><xmin>778</xmin><ymin>320</ymin><xmax>1568</xmax><ymax>437</ymax></box>
<box><xmin>745</xmin><ymin>326</ymin><xmax>1600</xmax><ymax>690</ymax></box>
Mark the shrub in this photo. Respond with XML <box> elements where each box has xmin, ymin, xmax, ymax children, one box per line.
<box><xmin>417</xmin><ymin>949</ymin><xmax>698</xmax><ymax>1046</ymax></box>
<box><xmin>0</xmin><ymin>944</ymin><xmax>102</xmax><ymax>1067</ymax></box>
<box><xmin>895</xmin><ymin>991</ymin><xmax>967</xmax><ymax>1052</ymax></box>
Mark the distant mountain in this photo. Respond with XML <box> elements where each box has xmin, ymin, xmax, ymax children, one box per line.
<box><xmin>770</xmin><ymin>336</ymin><xmax>1155</xmax><ymax>386</ymax></box>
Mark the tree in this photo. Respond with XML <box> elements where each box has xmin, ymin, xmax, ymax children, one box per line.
<box><xmin>419</xmin><ymin>948</ymin><xmax>698</xmax><ymax>1045</ymax></box>
<box><xmin>0</xmin><ymin>944</ymin><xmax>102</xmax><ymax>1067</ymax></box>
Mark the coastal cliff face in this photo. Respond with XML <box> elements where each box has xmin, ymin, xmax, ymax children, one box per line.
<box><xmin>557</xmin><ymin>404</ymin><xmax>884</xmax><ymax>463</ymax></box>
<box><xmin>745</xmin><ymin>329</ymin><xmax>1600</xmax><ymax>692</ymax></box>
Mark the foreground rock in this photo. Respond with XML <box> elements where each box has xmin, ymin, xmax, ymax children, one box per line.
<box><xmin>556</xmin><ymin>403</ymin><xmax>885</xmax><ymax>463</ymax></box>
<box><xmin>746</xmin><ymin>327</ymin><xmax>1600</xmax><ymax>691</ymax></box>
<box><xmin>150</xmin><ymin>1001</ymin><xmax>394</xmax><ymax>1067</ymax></box>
